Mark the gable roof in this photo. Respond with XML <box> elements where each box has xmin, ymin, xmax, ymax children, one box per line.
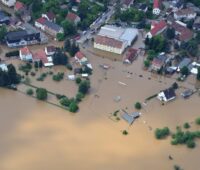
<box><xmin>153</xmin><ymin>0</ymin><xmax>160</xmax><ymax>9</ymax></box>
<box><xmin>75</xmin><ymin>51</ymin><xmax>85</xmax><ymax>60</ymax></box>
<box><xmin>95</xmin><ymin>35</ymin><xmax>123</xmax><ymax>49</ymax></box>
<box><xmin>163</xmin><ymin>88</ymin><xmax>176</xmax><ymax>100</ymax></box>
<box><xmin>66</xmin><ymin>12</ymin><xmax>79</xmax><ymax>22</ymax></box>
<box><xmin>20</xmin><ymin>46</ymin><xmax>31</xmax><ymax>55</ymax></box>
<box><xmin>150</xmin><ymin>20</ymin><xmax>167</xmax><ymax>36</ymax></box>
<box><xmin>44</xmin><ymin>12</ymin><xmax>56</xmax><ymax>21</ymax></box>
<box><xmin>15</xmin><ymin>1</ymin><xmax>25</xmax><ymax>10</ymax></box>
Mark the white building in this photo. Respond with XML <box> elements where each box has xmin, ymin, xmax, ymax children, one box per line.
<box><xmin>157</xmin><ymin>88</ymin><xmax>176</xmax><ymax>102</ymax></box>
<box><xmin>94</xmin><ymin>25</ymin><xmax>138</xmax><ymax>54</ymax></box>
<box><xmin>0</xmin><ymin>63</ymin><xmax>8</xmax><ymax>72</ymax></box>
<box><xmin>153</xmin><ymin>0</ymin><xmax>160</xmax><ymax>15</ymax></box>
<box><xmin>1</xmin><ymin>0</ymin><xmax>16</xmax><ymax>7</ymax></box>
<box><xmin>174</xmin><ymin>8</ymin><xmax>197</xmax><ymax>20</ymax></box>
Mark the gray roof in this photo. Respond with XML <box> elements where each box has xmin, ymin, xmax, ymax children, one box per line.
<box><xmin>6</xmin><ymin>30</ymin><xmax>27</xmax><ymax>40</ymax></box>
<box><xmin>44</xmin><ymin>20</ymin><xmax>63</xmax><ymax>32</ymax></box>
<box><xmin>178</xmin><ymin>58</ymin><xmax>192</xmax><ymax>69</ymax></box>
<box><xmin>0</xmin><ymin>11</ymin><xmax>9</xmax><ymax>21</ymax></box>
<box><xmin>121</xmin><ymin>112</ymin><xmax>140</xmax><ymax>125</ymax></box>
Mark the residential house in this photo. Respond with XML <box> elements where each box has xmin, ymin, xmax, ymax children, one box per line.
<box><xmin>157</xmin><ymin>88</ymin><xmax>176</xmax><ymax>102</ymax></box>
<box><xmin>170</xmin><ymin>0</ymin><xmax>183</xmax><ymax>11</ymax></box>
<box><xmin>19</xmin><ymin>46</ymin><xmax>32</xmax><ymax>61</ymax></box>
<box><xmin>0</xmin><ymin>63</ymin><xmax>8</xmax><ymax>72</ymax></box>
<box><xmin>42</xmin><ymin>12</ymin><xmax>56</xmax><ymax>22</ymax></box>
<box><xmin>123</xmin><ymin>48</ymin><xmax>138</xmax><ymax>64</ymax></box>
<box><xmin>190</xmin><ymin>62</ymin><xmax>200</xmax><ymax>75</ymax></box>
<box><xmin>171</xmin><ymin>21</ymin><xmax>193</xmax><ymax>44</ymax></box>
<box><xmin>138</xmin><ymin>3</ymin><xmax>148</xmax><ymax>13</ymax></box>
<box><xmin>66</xmin><ymin>12</ymin><xmax>80</xmax><ymax>25</ymax></box>
<box><xmin>5</xmin><ymin>30</ymin><xmax>41</xmax><ymax>47</ymax></box>
<box><xmin>174</xmin><ymin>8</ymin><xmax>197</xmax><ymax>21</ymax></box>
<box><xmin>35</xmin><ymin>17</ymin><xmax>64</xmax><ymax>37</ymax></box>
<box><xmin>0</xmin><ymin>11</ymin><xmax>10</xmax><ymax>25</ymax></box>
<box><xmin>74</xmin><ymin>51</ymin><xmax>88</xmax><ymax>65</ymax></box>
<box><xmin>153</xmin><ymin>0</ymin><xmax>161</xmax><ymax>15</ymax></box>
<box><xmin>1</xmin><ymin>0</ymin><xmax>16</xmax><ymax>7</ymax></box>
<box><xmin>146</xmin><ymin>20</ymin><xmax>167</xmax><ymax>38</ymax></box>
<box><xmin>193</xmin><ymin>17</ymin><xmax>200</xmax><ymax>31</ymax></box>
<box><xmin>151</xmin><ymin>53</ymin><xmax>167</xmax><ymax>71</ymax></box>
<box><xmin>45</xmin><ymin>46</ymin><xmax>56</xmax><ymax>56</ymax></box>
<box><xmin>121</xmin><ymin>0</ymin><xmax>134</xmax><ymax>11</ymax></box>
<box><xmin>14</xmin><ymin>1</ymin><xmax>31</xmax><ymax>22</ymax></box>
<box><xmin>33</xmin><ymin>49</ymin><xmax>53</xmax><ymax>67</ymax></box>
<box><xmin>177</xmin><ymin>58</ymin><xmax>192</xmax><ymax>72</ymax></box>
<box><xmin>121</xmin><ymin>111</ymin><xmax>140</xmax><ymax>125</ymax></box>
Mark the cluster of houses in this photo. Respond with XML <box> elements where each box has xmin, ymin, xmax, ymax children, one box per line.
<box><xmin>19</xmin><ymin>46</ymin><xmax>56</xmax><ymax>67</ymax></box>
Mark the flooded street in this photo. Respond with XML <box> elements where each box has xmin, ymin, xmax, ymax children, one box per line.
<box><xmin>0</xmin><ymin>48</ymin><xmax>200</xmax><ymax>170</ymax></box>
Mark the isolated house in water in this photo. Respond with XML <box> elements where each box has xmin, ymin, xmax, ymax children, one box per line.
<box><xmin>157</xmin><ymin>88</ymin><xmax>176</xmax><ymax>102</ymax></box>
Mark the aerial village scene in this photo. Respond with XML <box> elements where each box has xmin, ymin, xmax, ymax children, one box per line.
<box><xmin>0</xmin><ymin>0</ymin><xmax>200</xmax><ymax>169</ymax></box>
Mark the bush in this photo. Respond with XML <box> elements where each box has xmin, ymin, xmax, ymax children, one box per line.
<box><xmin>52</xmin><ymin>72</ymin><xmax>64</xmax><ymax>81</ymax></box>
<box><xmin>56</xmin><ymin>94</ymin><xmax>66</xmax><ymax>100</ymax></box>
<box><xmin>69</xmin><ymin>101</ymin><xmax>79</xmax><ymax>113</ymax></box>
<box><xmin>36</xmin><ymin>88</ymin><xmax>47</xmax><ymax>100</ymax></box>
<box><xmin>155</xmin><ymin>127</ymin><xmax>170</xmax><ymax>139</ymax></box>
<box><xmin>186</xmin><ymin>140</ymin><xmax>196</xmax><ymax>148</ymax></box>
<box><xmin>183</xmin><ymin>122</ymin><xmax>190</xmax><ymax>129</ymax></box>
<box><xmin>76</xmin><ymin>92</ymin><xmax>84</xmax><ymax>102</ymax></box>
<box><xmin>5</xmin><ymin>50</ymin><xmax>19</xmax><ymax>57</ymax></box>
<box><xmin>76</xmin><ymin>77</ymin><xmax>82</xmax><ymax>84</ymax></box>
<box><xmin>195</xmin><ymin>117</ymin><xmax>200</xmax><ymax>125</ymax></box>
<box><xmin>78</xmin><ymin>80</ymin><xmax>90</xmax><ymax>94</ymax></box>
<box><xmin>60</xmin><ymin>97</ymin><xmax>70</xmax><ymax>107</ymax></box>
<box><xmin>122</xmin><ymin>130</ymin><xmax>128</xmax><ymax>135</ymax></box>
<box><xmin>144</xmin><ymin>60</ymin><xmax>150</xmax><ymax>68</ymax></box>
<box><xmin>135</xmin><ymin>102</ymin><xmax>142</xmax><ymax>110</ymax></box>
<box><xmin>66</xmin><ymin>63</ymin><xmax>73</xmax><ymax>70</ymax></box>
<box><xmin>26</xmin><ymin>88</ymin><xmax>33</xmax><ymax>96</ymax></box>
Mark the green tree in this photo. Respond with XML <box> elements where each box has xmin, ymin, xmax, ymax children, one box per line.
<box><xmin>56</xmin><ymin>33</ymin><xmax>65</xmax><ymax>41</ymax></box>
<box><xmin>144</xmin><ymin>60</ymin><xmax>150</xmax><ymax>68</ymax></box>
<box><xmin>195</xmin><ymin>117</ymin><xmax>200</xmax><ymax>125</ymax></box>
<box><xmin>53</xmin><ymin>49</ymin><xmax>68</xmax><ymax>65</ymax></box>
<box><xmin>0</xmin><ymin>26</ymin><xmax>7</xmax><ymax>42</ymax></box>
<box><xmin>69</xmin><ymin>101</ymin><xmax>79</xmax><ymax>112</ymax></box>
<box><xmin>180</xmin><ymin>66</ymin><xmax>189</xmax><ymax>76</ymax></box>
<box><xmin>78</xmin><ymin>80</ymin><xmax>90</xmax><ymax>94</ymax></box>
<box><xmin>135</xmin><ymin>102</ymin><xmax>142</xmax><ymax>110</ymax></box>
<box><xmin>155</xmin><ymin>127</ymin><xmax>170</xmax><ymax>139</ymax></box>
<box><xmin>26</xmin><ymin>88</ymin><xmax>34</xmax><ymax>95</ymax></box>
<box><xmin>166</xmin><ymin>27</ymin><xmax>175</xmax><ymax>39</ymax></box>
<box><xmin>36</xmin><ymin>88</ymin><xmax>47</xmax><ymax>100</ymax></box>
<box><xmin>196</xmin><ymin>67</ymin><xmax>200</xmax><ymax>81</ymax></box>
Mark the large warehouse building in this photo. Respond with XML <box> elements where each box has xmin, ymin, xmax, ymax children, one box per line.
<box><xmin>94</xmin><ymin>25</ymin><xmax>138</xmax><ymax>54</ymax></box>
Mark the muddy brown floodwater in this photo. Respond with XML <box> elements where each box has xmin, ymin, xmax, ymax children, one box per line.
<box><xmin>1</xmin><ymin>40</ymin><xmax>200</xmax><ymax>169</ymax></box>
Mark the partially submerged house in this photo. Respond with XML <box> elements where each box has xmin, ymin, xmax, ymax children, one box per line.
<box><xmin>33</xmin><ymin>49</ymin><xmax>53</xmax><ymax>67</ymax></box>
<box><xmin>0</xmin><ymin>63</ymin><xmax>8</xmax><ymax>72</ymax></box>
<box><xmin>19</xmin><ymin>46</ymin><xmax>32</xmax><ymax>61</ymax></box>
<box><xmin>121</xmin><ymin>111</ymin><xmax>141</xmax><ymax>125</ymax></box>
<box><xmin>177</xmin><ymin>58</ymin><xmax>192</xmax><ymax>72</ymax></box>
<box><xmin>151</xmin><ymin>53</ymin><xmax>167</xmax><ymax>71</ymax></box>
<box><xmin>123</xmin><ymin>48</ymin><xmax>138</xmax><ymax>64</ymax></box>
<box><xmin>158</xmin><ymin>88</ymin><xmax>176</xmax><ymax>102</ymax></box>
<box><xmin>74</xmin><ymin>51</ymin><xmax>88</xmax><ymax>65</ymax></box>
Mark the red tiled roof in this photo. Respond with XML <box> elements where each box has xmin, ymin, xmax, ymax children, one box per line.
<box><xmin>46</xmin><ymin>12</ymin><xmax>56</xmax><ymax>20</ymax></box>
<box><xmin>20</xmin><ymin>46</ymin><xmax>31</xmax><ymax>55</ymax></box>
<box><xmin>150</xmin><ymin>20</ymin><xmax>167</xmax><ymax>36</ymax></box>
<box><xmin>123</xmin><ymin>0</ymin><xmax>133</xmax><ymax>6</ymax></box>
<box><xmin>172</xmin><ymin>22</ymin><xmax>193</xmax><ymax>41</ymax></box>
<box><xmin>75</xmin><ymin>51</ymin><xmax>85</xmax><ymax>60</ymax></box>
<box><xmin>33</xmin><ymin>50</ymin><xmax>48</xmax><ymax>64</ymax></box>
<box><xmin>36</xmin><ymin>17</ymin><xmax>46</xmax><ymax>24</ymax></box>
<box><xmin>95</xmin><ymin>35</ymin><xmax>123</xmax><ymax>49</ymax></box>
<box><xmin>15</xmin><ymin>1</ymin><xmax>25</xmax><ymax>10</ymax></box>
<box><xmin>124</xmin><ymin>48</ymin><xmax>138</xmax><ymax>62</ymax></box>
<box><xmin>66</xmin><ymin>12</ymin><xmax>79</xmax><ymax>22</ymax></box>
<box><xmin>153</xmin><ymin>0</ymin><xmax>160</xmax><ymax>9</ymax></box>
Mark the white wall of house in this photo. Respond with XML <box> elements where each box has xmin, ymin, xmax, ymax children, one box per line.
<box><xmin>19</xmin><ymin>51</ymin><xmax>32</xmax><ymax>61</ymax></box>
<box><xmin>94</xmin><ymin>42</ymin><xmax>124</xmax><ymax>54</ymax></box>
<box><xmin>174</xmin><ymin>13</ymin><xmax>197</xmax><ymax>20</ymax></box>
<box><xmin>1</xmin><ymin>0</ymin><xmax>16</xmax><ymax>7</ymax></box>
<box><xmin>35</xmin><ymin>21</ymin><xmax>45</xmax><ymax>31</ymax></box>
